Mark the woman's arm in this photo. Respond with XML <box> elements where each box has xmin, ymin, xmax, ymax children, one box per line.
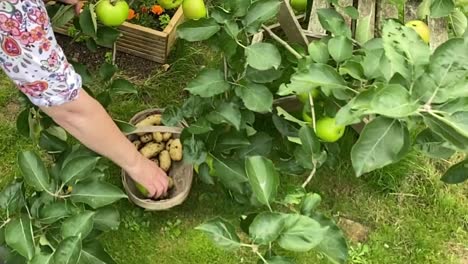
<box><xmin>40</xmin><ymin>89</ymin><xmax>169</xmax><ymax>198</ymax></box>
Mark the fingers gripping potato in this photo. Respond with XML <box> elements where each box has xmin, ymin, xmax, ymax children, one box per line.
<box><xmin>162</xmin><ymin>132</ymin><xmax>172</xmax><ymax>141</ymax></box>
<box><xmin>140</xmin><ymin>134</ymin><xmax>153</xmax><ymax>143</ymax></box>
<box><xmin>140</xmin><ymin>142</ymin><xmax>164</xmax><ymax>158</ymax></box>
<box><xmin>150</xmin><ymin>157</ymin><xmax>160</xmax><ymax>166</ymax></box>
<box><xmin>169</xmin><ymin>139</ymin><xmax>183</xmax><ymax>161</ymax></box>
<box><xmin>153</xmin><ymin>132</ymin><xmax>163</xmax><ymax>143</ymax></box>
<box><xmin>159</xmin><ymin>150</ymin><xmax>171</xmax><ymax>172</ymax></box>
<box><xmin>133</xmin><ymin>140</ymin><xmax>142</xmax><ymax>150</ymax></box>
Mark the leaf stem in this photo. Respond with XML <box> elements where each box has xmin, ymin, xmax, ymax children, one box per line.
<box><xmin>302</xmin><ymin>162</ymin><xmax>317</xmax><ymax>189</ymax></box>
<box><xmin>0</xmin><ymin>218</ymin><xmax>11</xmax><ymax>229</ymax></box>
<box><xmin>255</xmin><ymin>250</ymin><xmax>269</xmax><ymax>264</ymax></box>
<box><xmin>262</xmin><ymin>25</ymin><xmax>303</xmax><ymax>60</ymax></box>
<box><xmin>309</xmin><ymin>92</ymin><xmax>316</xmax><ymax>133</ymax></box>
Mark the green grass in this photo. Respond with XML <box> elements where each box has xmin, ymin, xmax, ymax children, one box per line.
<box><xmin>0</xmin><ymin>40</ymin><xmax>467</xmax><ymax>264</ymax></box>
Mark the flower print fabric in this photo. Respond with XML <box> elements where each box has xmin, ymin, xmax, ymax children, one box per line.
<box><xmin>0</xmin><ymin>0</ymin><xmax>81</xmax><ymax>107</ymax></box>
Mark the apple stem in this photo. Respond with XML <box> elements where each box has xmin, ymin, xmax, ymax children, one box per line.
<box><xmin>308</xmin><ymin>92</ymin><xmax>316</xmax><ymax>133</ymax></box>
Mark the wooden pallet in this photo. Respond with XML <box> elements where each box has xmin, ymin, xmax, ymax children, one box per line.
<box><xmin>279</xmin><ymin>0</ymin><xmax>448</xmax><ymax>50</ymax></box>
<box><xmin>53</xmin><ymin>7</ymin><xmax>185</xmax><ymax>63</ymax></box>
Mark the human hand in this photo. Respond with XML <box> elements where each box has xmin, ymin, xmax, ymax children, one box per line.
<box><xmin>57</xmin><ymin>0</ymin><xmax>83</xmax><ymax>15</ymax></box>
<box><xmin>127</xmin><ymin>157</ymin><xmax>169</xmax><ymax>199</ymax></box>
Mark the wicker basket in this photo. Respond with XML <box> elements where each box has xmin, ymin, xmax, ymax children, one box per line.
<box><xmin>121</xmin><ymin>109</ymin><xmax>193</xmax><ymax>210</ymax></box>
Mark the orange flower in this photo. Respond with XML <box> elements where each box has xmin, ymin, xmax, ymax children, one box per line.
<box><xmin>141</xmin><ymin>6</ymin><xmax>148</xmax><ymax>12</ymax></box>
<box><xmin>151</xmin><ymin>5</ymin><xmax>164</xmax><ymax>15</ymax></box>
<box><xmin>127</xmin><ymin>9</ymin><xmax>137</xmax><ymax>20</ymax></box>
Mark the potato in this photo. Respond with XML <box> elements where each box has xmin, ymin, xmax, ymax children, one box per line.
<box><xmin>168</xmin><ymin>177</ymin><xmax>174</xmax><ymax>189</ymax></box>
<box><xmin>153</xmin><ymin>132</ymin><xmax>163</xmax><ymax>143</ymax></box>
<box><xmin>162</xmin><ymin>132</ymin><xmax>172</xmax><ymax>141</ymax></box>
<box><xmin>133</xmin><ymin>140</ymin><xmax>142</xmax><ymax>149</ymax></box>
<box><xmin>150</xmin><ymin>157</ymin><xmax>160</xmax><ymax>166</ymax></box>
<box><xmin>135</xmin><ymin>114</ymin><xmax>162</xmax><ymax>135</ymax></box>
<box><xmin>140</xmin><ymin>142</ymin><xmax>164</xmax><ymax>158</ymax></box>
<box><xmin>159</xmin><ymin>150</ymin><xmax>171</xmax><ymax>172</ymax></box>
<box><xmin>165</xmin><ymin>139</ymin><xmax>174</xmax><ymax>150</ymax></box>
<box><xmin>169</xmin><ymin>139</ymin><xmax>183</xmax><ymax>161</ymax></box>
<box><xmin>140</xmin><ymin>134</ymin><xmax>153</xmax><ymax>143</ymax></box>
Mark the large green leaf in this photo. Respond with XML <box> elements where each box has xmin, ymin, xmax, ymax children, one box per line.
<box><xmin>40</xmin><ymin>202</ymin><xmax>72</xmax><ymax>224</ymax></box>
<box><xmin>264</xmin><ymin>256</ymin><xmax>295</xmax><ymax>264</ymax></box>
<box><xmin>93</xmin><ymin>206</ymin><xmax>120</xmax><ymax>232</ymax></box>
<box><xmin>225</xmin><ymin>0</ymin><xmax>251</xmax><ymax>17</ymax></box>
<box><xmin>61</xmin><ymin>211</ymin><xmax>95</xmax><ymax>239</ymax></box>
<box><xmin>95</xmin><ymin>27</ymin><xmax>121</xmax><ymax>48</ymax></box>
<box><xmin>177</xmin><ymin>18</ymin><xmax>220</xmax><ymax>41</ymax></box>
<box><xmin>423</xmin><ymin>112</ymin><xmax>468</xmax><ymax>151</ymax></box>
<box><xmin>237</xmin><ymin>132</ymin><xmax>273</xmax><ymax>157</ymax></box>
<box><xmin>70</xmin><ymin>180</ymin><xmax>127</xmax><ymax>209</ymax></box>
<box><xmin>308</xmin><ymin>40</ymin><xmax>330</xmax><ymax>64</ymax></box>
<box><xmin>300</xmin><ymin>193</ymin><xmax>322</xmax><ymax>217</ymax></box>
<box><xmin>243</xmin><ymin>0</ymin><xmax>281</xmax><ymax>33</ymax></box>
<box><xmin>30</xmin><ymin>251</ymin><xmax>53</xmax><ymax>264</ymax></box>
<box><xmin>278</xmin><ymin>64</ymin><xmax>347</xmax><ymax>96</ymax></box>
<box><xmin>355</xmin><ymin>14</ymin><xmax>373</xmax><ymax>44</ymax></box>
<box><xmin>79</xmin><ymin>240</ymin><xmax>116</xmax><ymax>264</ymax></box>
<box><xmin>99</xmin><ymin>62</ymin><xmax>117</xmax><ymax>82</ymax></box>
<box><xmin>382</xmin><ymin>19</ymin><xmax>430</xmax><ymax>81</ymax></box>
<box><xmin>245</xmin><ymin>156</ymin><xmax>279</xmax><ymax>209</ymax></box>
<box><xmin>18</xmin><ymin>151</ymin><xmax>50</xmax><ymax>192</ymax></box>
<box><xmin>5</xmin><ymin>215</ymin><xmax>35</xmax><ymax>260</ymax></box>
<box><xmin>317</xmin><ymin>8</ymin><xmax>352</xmax><ymax>37</ymax></box>
<box><xmin>246</xmin><ymin>66</ymin><xmax>283</xmax><ymax>83</ymax></box>
<box><xmin>79</xmin><ymin>5</ymin><xmax>97</xmax><ymax>38</ymax></box>
<box><xmin>245</xmin><ymin>43</ymin><xmax>281</xmax><ymax>70</ymax></box>
<box><xmin>53</xmin><ymin>236</ymin><xmax>82</xmax><ymax>264</ymax></box>
<box><xmin>351</xmin><ymin>117</ymin><xmax>410</xmax><ymax>176</ymax></box>
<box><xmin>450</xmin><ymin>8</ymin><xmax>468</xmax><ymax>36</ymax></box>
<box><xmin>110</xmin><ymin>79</ymin><xmax>138</xmax><ymax>95</ymax></box>
<box><xmin>185</xmin><ymin>69</ymin><xmax>230</xmax><ymax>97</ymax></box>
<box><xmin>212</xmin><ymin>156</ymin><xmax>248</xmax><ymax>194</ymax></box>
<box><xmin>441</xmin><ymin>159</ymin><xmax>468</xmax><ymax>184</ymax></box>
<box><xmin>50</xmin><ymin>5</ymin><xmax>75</xmax><ymax>28</ymax></box>
<box><xmin>0</xmin><ymin>182</ymin><xmax>24</xmax><ymax>212</ymax></box>
<box><xmin>431</xmin><ymin>0</ymin><xmax>455</xmax><ymax>17</ymax></box>
<box><xmin>235</xmin><ymin>83</ymin><xmax>273</xmax><ymax>113</ymax></box>
<box><xmin>195</xmin><ymin>217</ymin><xmax>241</xmax><ymax>251</ymax></box>
<box><xmin>312</xmin><ymin>213</ymin><xmax>349</xmax><ymax>264</ymax></box>
<box><xmin>299</xmin><ymin>126</ymin><xmax>321</xmax><ymax>156</ymax></box>
<box><xmin>328</xmin><ymin>36</ymin><xmax>352</xmax><ymax>62</ymax></box>
<box><xmin>414</xmin><ymin>129</ymin><xmax>456</xmax><ymax>159</ymax></box>
<box><xmin>206</xmin><ymin>103</ymin><xmax>242</xmax><ymax>130</ymax></box>
<box><xmin>16</xmin><ymin>108</ymin><xmax>30</xmax><ymax>138</ymax></box>
<box><xmin>249</xmin><ymin>212</ymin><xmax>285</xmax><ymax>244</ymax></box>
<box><xmin>39</xmin><ymin>130</ymin><xmax>68</xmax><ymax>153</ymax></box>
<box><xmin>61</xmin><ymin>156</ymin><xmax>100</xmax><ymax>184</ymax></box>
<box><xmin>277</xmin><ymin>214</ymin><xmax>328</xmax><ymax>252</ymax></box>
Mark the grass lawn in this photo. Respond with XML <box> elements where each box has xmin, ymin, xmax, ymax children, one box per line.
<box><xmin>0</xmin><ymin>38</ymin><xmax>466</xmax><ymax>264</ymax></box>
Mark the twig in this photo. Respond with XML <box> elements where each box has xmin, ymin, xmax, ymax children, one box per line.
<box><xmin>309</xmin><ymin>92</ymin><xmax>316</xmax><ymax>133</ymax></box>
<box><xmin>389</xmin><ymin>193</ymin><xmax>418</xmax><ymax>197</ymax></box>
<box><xmin>223</xmin><ymin>56</ymin><xmax>228</xmax><ymax>81</ymax></box>
<box><xmin>254</xmin><ymin>248</ymin><xmax>268</xmax><ymax>264</ymax></box>
<box><xmin>0</xmin><ymin>219</ymin><xmax>11</xmax><ymax>229</ymax></box>
<box><xmin>112</xmin><ymin>42</ymin><xmax>117</xmax><ymax>65</ymax></box>
<box><xmin>262</xmin><ymin>25</ymin><xmax>303</xmax><ymax>60</ymax></box>
<box><xmin>302</xmin><ymin>164</ymin><xmax>317</xmax><ymax>189</ymax></box>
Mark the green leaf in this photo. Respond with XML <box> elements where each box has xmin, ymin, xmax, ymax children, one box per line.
<box><xmin>237</xmin><ymin>132</ymin><xmax>273</xmax><ymax>157</ymax></box>
<box><xmin>93</xmin><ymin>206</ymin><xmax>120</xmax><ymax>231</ymax></box>
<box><xmin>351</xmin><ymin>117</ymin><xmax>410</xmax><ymax>176</ymax></box>
<box><xmin>79</xmin><ymin>240</ymin><xmax>117</xmax><ymax>264</ymax></box>
<box><xmin>95</xmin><ymin>26</ymin><xmax>121</xmax><ymax>48</ymax></box>
<box><xmin>450</xmin><ymin>8</ymin><xmax>468</xmax><ymax>36</ymax></box>
<box><xmin>70</xmin><ymin>62</ymin><xmax>92</xmax><ymax>85</ymax></box>
<box><xmin>198</xmin><ymin>163</ymin><xmax>215</xmax><ymax>185</ymax></box>
<box><xmin>277</xmin><ymin>214</ymin><xmax>328</xmax><ymax>252</ymax></box>
<box><xmin>382</xmin><ymin>19</ymin><xmax>430</xmax><ymax>80</ymax></box>
<box><xmin>50</xmin><ymin>5</ymin><xmax>75</xmax><ymax>28</ymax></box>
<box><xmin>245</xmin><ymin>156</ymin><xmax>279</xmax><ymax>210</ymax></box>
<box><xmin>110</xmin><ymin>79</ymin><xmax>137</xmax><ymax>95</ymax></box>
<box><xmin>211</xmin><ymin>8</ymin><xmax>231</xmax><ymax>23</ymax></box>
<box><xmin>441</xmin><ymin>159</ymin><xmax>468</xmax><ymax>184</ymax></box>
<box><xmin>212</xmin><ymin>156</ymin><xmax>248</xmax><ymax>194</ymax></box>
<box><xmin>328</xmin><ymin>36</ymin><xmax>352</xmax><ymax>62</ymax></box>
<box><xmin>246</xmin><ymin>66</ymin><xmax>283</xmax><ymax>83</ymax></box>
<box><xmin>417</xmin><ymin>0</ymin><xmax>432</xmax><ymax>18</ymax></box>
<box><xmin>312</xmin><ymin>213</ymin><xmax>349</xmax><ymax>264</ymax></box>
<box><xmin>18</xmin><ymin>151</ymin><xmax>50</xmax><ymax>192</ymax></box>
<box><xmin>299</xmin><ymin>126</ymin><xmax>321</xmax><ymax>155</ymax></box>
<box><xmin>5</xmin><ymin>215</ymin><xmax>35</xmax><ymax>260</ymax></box>
<box><xmin>185</xmin><ymin>69</ymin><xmax>230</xmax><ymax>97</ymax></box>
<box><xmin>186</xmin><ymin>118</ymin><xmax>213</xmax><ymax>134</ymax></box>
<box><xmin>249</xmin><ymin>212</ymin><xmax>285</xmax><ymax>245</ymax></box>
<box><xmin>344</xmin><ymin>6</ymin><xmax>359</xmax><ymax>19</ymax></box>
<box><xmin>85</xmin><ymin>38</ymin><xmax>98</xmax><ymax>52</ymax></box>
<box><xmin>30</xmin><ymin>251</ymin><xmax>53</xmax><ymax>264</ymax></box>
<box><xmin>308</xmin><ymin>40</ymin><xmax>330</xmax><ymax>64</ymax></box>
<box><xmin>438</xmin><ymin>98</ymin><xmax>468</xmax><ymax>113</ymax></box>
<box><xmin>214</xmin><ymin>131</ymin><xmax>250</xmax><ymax>152</ymax></box>
<box><xmin>300</xmin><ymin>193</ymin><xmax>322</xmax><ymax>216</ymax></box>
<box><xmin>414</xmin><ymin>129</ymin><xmax>456</xmax><ymax>159</ymax></box>
<box><xmin>195</xmin><ymin>217</ymin><xmax>241</xmax><ymax>251</ymax></box>
<box><xmin>114</xmin><ymin>119</ymin><xmax>136</xmax><ymax>134</ymax></box>
<box><xmin>317</xmin><ymin>8</ymin><xmax>352</xmax><ymax>37</ymax></box>
<box><xmin>278</xmin><ymin>64</ymin><xmax>347</xmax><ymax>96</ymax></box>
<box><xmin>162</xmin><ymin>105</ymin><xmax>183</xmax><ymax>126</ymax></box>
<box><xmin>39</xmin><ymin>130</ymin><xmax>68</xmax><ymax>153</ymax></box>
<box><xmin>225</xmin><ymin>20</ymin><xmax>240</xmax><ymax>38</ymax></box>
<box><xmin>53</xmin><ymin>236</ymin><xmax>82</xmax><ymax>264</ymax></box>
<box><xmin>71</xmin><ymin>180</ymin><xmax>127</xmax><ymax>209</ymax></box>
<box><xmin>264</xmin><ymin>256</ymin><xmax>295</xmax><ymax>264</ymax></box>
<box><xmin>423</xmin><ymin>112</ymin><xmax>468</xmax><ymax>151</ymax></box>
<box><xmin>225</xmin><ymin>0</ymin><xmax>251</xmax><ymax>17</ymax></box>
<box><xmin>243</xmin><ymin>0</ymin><xmax>281</xmax><ymax>33</ymax></box>
<box><xmin>177</xmin><ymin>18</ymin><xmax>220</xmax><ymax>41</ymax></box>
<box><xmin>246</xmin><ymin>43</ymin><xmax>281</xmax><ymax>70</ymax></box>
<box><xmin>235</xmin><ymin>83</ymin><xmax>273</xmax><ymax>113</ymax></box>
<box><xmin>0</xmin><ymin>182</ymin><xmax>24</xmax><ymax>212</ymax></box>
<box><xmin>206</xmin><ymin>103</ymin><xmax>241</xmax><ymax>130</ymax></box>
<box><xmin>61</xmin><ymin>156</ymin><xmax>100</xmax><ymax>184</ymax></box>
<box><xmin>355</xmin><ymin>14</ymin><xmax>373</xmax><ymax>44</ymax></box>
<box><xmin>79</xmin><ymin>5</ymin><xmax>97</xmax><ymax>38</ymax></box>
<box><xmin>16</xmin><ymin>108</ymin><xmax>30</xmax><ymax>138</ymax></box>
<box><xmin>61</xmin><ymin>211</ymin><xmax>95</xmax><ymax>239</ymax></box>
<box><xmin>182</xmin><ymin>137</ymin><xmax>207</xmax><ymax>165</ymax></box>
<box><xmin>339</xmin><ymin>60</ymin><xmax>365</xmax><ymax>80</ymax></box>
<box><xmin>99</xmin><ymin>62</ymin><xmax>117</xmax><ymax>82</ymax></box>
<box><xmin>431</xmin><ymin>0</ymin><xmax>455</xmax><ymax>17</ymax></box>
<box><xmin>40</xmin><ymin>202</ymin><xmax>72</xmax><ymax>224</ymax></box>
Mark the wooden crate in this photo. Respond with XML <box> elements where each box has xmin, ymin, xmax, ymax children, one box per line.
<box><xmin>53</xmin><ymin>7</ymin><xmax>185</xmax><ymax>63</ymax></box>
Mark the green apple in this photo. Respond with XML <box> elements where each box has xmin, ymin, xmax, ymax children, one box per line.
<box><xmin>95</xmin><ymin>0</ymin><xmax>129</xmax><ymax>27</ymax></box>
<box><xmin>157</xmin><ymin>0</ymin><xmax>183</xmax><ymax>9</ymax></box>
<box><xmin>297</xmin><ymin>88</ymin><xmax>320</xmax><ymax>104</ymax></box>
<box><xmin>291</xmin><ymin>0</ymin><xmax>307</xmax><ymax>12</ymax></box>
<box><xmin>315</xmin><ymin>117</ymin><xmax>345</xmax><ymax>143</ymax></box>
<box><xmin>182</xmin><ymin>0</ymin><xmax>207</xmax><ymax>20</ymax></box>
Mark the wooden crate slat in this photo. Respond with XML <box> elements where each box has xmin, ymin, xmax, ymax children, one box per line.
<box><xmin>118</xmin><ymin>28</ymin><xmax>167</xmax><ymax>44</ymax></box>
<box><xmin>404</xmin><ymin>0</ymin><xmax>419</xmax><ymax>22</ymax></box>
<box><xmin>308</xmin><ymin>0</ymin><xmax>330</xmax><ymax>35</ymax></box>
<box><xmin>119</xmin><ymin>22</ymin><xmax>167</xmax><ymax>38</ymax></box>
<box><xmin>278</xmin><ymin>1</ymin><xmax>309</xmax><ymax>46</ymax></box>
<box><xmin>335</xmin><ymin>0</ymin><xmax>354</xmax><ymax>27</ymax></box>
<box><xmin>165</xmin><ymin>8</ymin><xmax>185</xmax><ymax>55</ymax></box>
<box><xmin>117</xmin><ymin>44</ymin><xmax>165</xmax><ymax>63</ymax></box>
<box><xmin>376</xmin><ymin>0</ymin><xmax>399</xmax><ymax>35</ymax></box>
<box><xmin>117</xmin><ymin>38</ymin><xmax>165</xmax><ymax>52</ymax></box>
<box><xmin>355</xmin><ymin>0</ymin><xmax>376</xmax><ymax>42</ymax></box>
<box><xmin>429</xmin><ymin>18</ymin><xmax>449</xmax><ymax>50</ymax></box>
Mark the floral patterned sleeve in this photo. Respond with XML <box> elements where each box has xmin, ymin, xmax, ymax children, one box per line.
<box><xmin>0</xmin><ymin>0</ymin><xmax>81</xmax><ymax>107</ymax></box>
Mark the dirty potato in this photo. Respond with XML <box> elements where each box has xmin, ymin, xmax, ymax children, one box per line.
<box><xmin>140</xmin><ymin>134</ymin><xmax>153</xmax><ymax>143</ymax></box>
<box><xmin>152</xmin><ymin>132</ymin><xmax>163</xmax><ymax>143</ymax></box>
<box><xmin>133</xmin><ymin>140</ymin><xmax>142</xmax><ymax>150</ymax></box>
<box><xmin>135</xmin><ymin>114</ymin><xmax>162</xmax><ymax>135</ymax></box>
<box><xmin>140</xmin><ymin>142</ymin><xmax>164</xmax><ymax>158</ymax></box>
<box><xmin>165</xmin><ymin>139</ymin><xmax>173</xmax><ymax>151</ymax></box>
<box><xmin>162</xmin><ymin>132</ymin><xmax>172</xmax><ymax>141</ymax></box>
<box><xmin>169</xmin><ymin>139</ymin><xmax>183</xmax><ymax>161</ymax></box>
<box><xmin>150</xmin><ymin>157</ymin><xmax>160</xmax><ymax>166</ymax></box>
<box><xmin>159</xmin><ymin>150</ymin><xmax>171</xmax><ymax>172</ymax></box>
